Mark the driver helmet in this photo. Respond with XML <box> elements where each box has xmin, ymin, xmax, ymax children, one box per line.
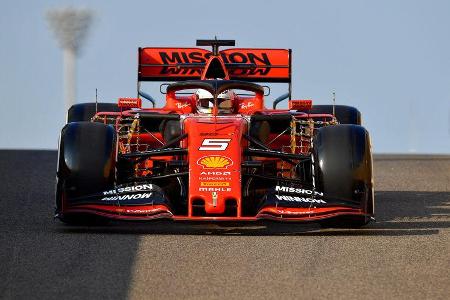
<box><xmin>195</xmin><ymin>89</ymin><xmax>233</xmax><ymax>114</ymax></box>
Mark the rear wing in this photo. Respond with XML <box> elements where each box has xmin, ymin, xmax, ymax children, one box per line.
<box><xmin>138</xmin><ymin>47</ymin><xmax>291</xmax><ymax>83</ymax></box>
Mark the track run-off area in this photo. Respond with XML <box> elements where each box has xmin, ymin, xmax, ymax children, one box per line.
<box><xmin>0</xmin><ymin>150</ymin><xmax>449</xmax><ymax>299</ymax></box>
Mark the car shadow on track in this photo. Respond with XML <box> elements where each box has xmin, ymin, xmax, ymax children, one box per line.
<box><xmin>57</xmin><ymin>191</ymin><xmax>450</xmax><ymax>237</ymax></box>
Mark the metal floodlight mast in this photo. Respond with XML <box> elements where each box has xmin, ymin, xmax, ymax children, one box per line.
<box><xmin>46</xmin><ymin>7</ymin><xmax>93</xmax><ymax>113</ymax></box>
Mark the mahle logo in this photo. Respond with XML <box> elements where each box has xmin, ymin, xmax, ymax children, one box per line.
<box><xmin>197</xmin><ymin>155</ymin><xmax>233</xmax><ymax>169</ymax></box>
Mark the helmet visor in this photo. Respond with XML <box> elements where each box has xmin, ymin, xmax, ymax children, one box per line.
<box><xmin>199</xmin><ymin>98</ymin><xmax>214</xmax><ymax>108</ymax></box>
<box><xmin>218</xmin><ymin>99</ymin><xmax>232</xmax><ymax>109</ymax></box>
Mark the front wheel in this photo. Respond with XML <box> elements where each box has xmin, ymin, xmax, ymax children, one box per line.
<box><xmin>55</xmin><ymin>121</ymin><xmax>117</xmax><ymax>224</ymax></box>
<box><xmin>313</xmin><ymin>124</ymin><xmax>374</xmax><ymax>228</ymax></box>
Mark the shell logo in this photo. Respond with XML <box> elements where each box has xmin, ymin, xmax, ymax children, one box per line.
<box><xmin>197</xmin><ymin>155</ymin><xmax>233</xmax><ymax>169</ymax></box>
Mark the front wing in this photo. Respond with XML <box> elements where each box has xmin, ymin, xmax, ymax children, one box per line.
<box><xmin>59</xmin><ymin>184</ymin><xmax>369</xmax><ymax>222</ymax></box>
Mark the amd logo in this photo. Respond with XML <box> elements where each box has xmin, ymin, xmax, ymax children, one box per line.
<box><xmin>200</xmin><ymin>171</ymin><xmax>231</xmax><ymax>176</ymax></box>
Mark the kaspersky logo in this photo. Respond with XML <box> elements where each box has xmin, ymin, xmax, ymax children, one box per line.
<box><xmin>197</xmin><ymin>155</ymin><xmax>233</xmax><ymax>169</ymax></box>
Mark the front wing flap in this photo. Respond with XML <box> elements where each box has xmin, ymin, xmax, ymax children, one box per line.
<box><xmin>59</xmin><ymin>183</ymin><xmax>368</xmax><ymax>222</ymax></box>
<box><xmin>60</xmin><ymin>184</ymin><xmax>174</xmax><ymax>220</ymax></box>
<box><xmin>256</xmin><ymin>188</ymin><xmax>367</xmax><ymax>221</ymax></box>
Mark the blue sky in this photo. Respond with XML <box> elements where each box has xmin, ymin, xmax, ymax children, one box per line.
<box><xmin>1</xmin><ymin>0</ymin><xmax>449</xmax><ymax>153</ymax></box>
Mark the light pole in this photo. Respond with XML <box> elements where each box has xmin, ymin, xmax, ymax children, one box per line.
<box><xmin>46</xmin><ymin>7</ymin><xmax>93</xmax><ymax>113</ymax></box>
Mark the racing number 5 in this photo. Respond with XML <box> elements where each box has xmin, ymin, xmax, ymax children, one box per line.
<box><xmin>199</xmin><ymin>138</ymin><xmax>231</xmax><ymax>151</ymax></box>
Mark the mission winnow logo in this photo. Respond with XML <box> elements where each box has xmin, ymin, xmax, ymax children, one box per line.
<box><xmin>157</xmin><ymin>51</ymin><xmax>273</xmax><ymax>76</ymax></box>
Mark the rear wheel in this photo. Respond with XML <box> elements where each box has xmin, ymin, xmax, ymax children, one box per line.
<box><xmin>67</xmin><ymin>103</ymin><xmax>120</xmax><ymax>123</ymax></box>
<box><xmin>313</xmin><ymin>124</ymin><xmax>374</xmax><ymax>228</ymax></box>
<box><xmin>306</xmin><ymin>105</ymin><xmax>361</xmax><ymax>125</ymax></box>
<box><xmin>56</xmin><ymin>121</ymin><xmax>117</xmax><ymax>225</ymax></box>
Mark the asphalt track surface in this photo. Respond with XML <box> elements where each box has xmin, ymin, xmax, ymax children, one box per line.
<box><xmin>0</xmin><ymin>150</ymin><xmax>449</xmax><ymax>300</ymax></box>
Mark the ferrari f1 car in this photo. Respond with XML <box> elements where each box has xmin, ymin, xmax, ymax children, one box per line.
<box><xmin>55</xmin><ymin>39</ymin><xmax>374</xmax><ymax>227</ymax></box>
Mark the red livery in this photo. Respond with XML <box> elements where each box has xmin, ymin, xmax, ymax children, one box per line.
<box><xmin>56</xmin><ymin>39</ymin><xmax>374</xmax><ymax>227</ymax></box>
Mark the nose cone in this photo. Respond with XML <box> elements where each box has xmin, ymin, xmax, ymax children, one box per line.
<box><xmin>184</xmin><ymin>116</ymin><xmax>247</xmax><ymax>216</ymax></box>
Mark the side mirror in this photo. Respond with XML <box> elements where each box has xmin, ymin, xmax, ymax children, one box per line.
<box><xmin>272</xmin><ymin>93</ymin><xmax>289</xmax><ymax>109</ymax></box>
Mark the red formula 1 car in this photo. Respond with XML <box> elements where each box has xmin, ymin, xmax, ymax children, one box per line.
<box><xmin>55</xmin><ymin>39</ymin><xmax>374</xmax><ymax>227</ymax></box>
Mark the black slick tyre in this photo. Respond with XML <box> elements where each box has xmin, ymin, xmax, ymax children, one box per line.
<box><xmin>67</xmin><ymin>103</ymin><xmax>120</xmax><ymax>123</ymax></box>
<box><xmin>313</xmin><ymin>124</ymin><xmax>374</xmax><ymax>228</ymax></box>
<box><xmin>306</xmin><ymin>105</ymin><xmax>361</xmax><ymax>125</ymax></box>
<box><xmin>56</xmin><ymin>121</ymin><xmax>117</xmax><ymax>225</ymax></box>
